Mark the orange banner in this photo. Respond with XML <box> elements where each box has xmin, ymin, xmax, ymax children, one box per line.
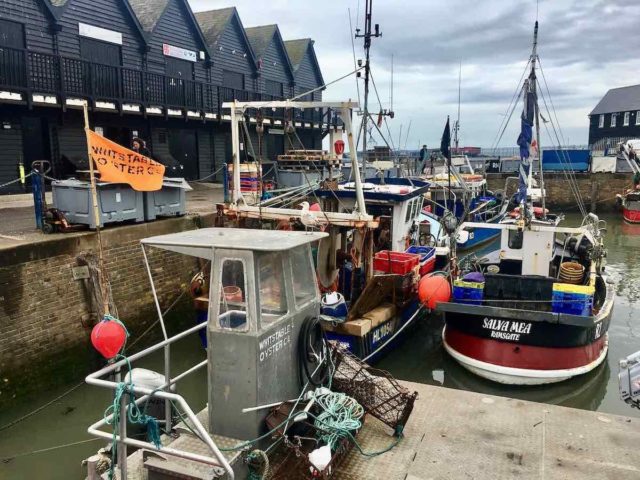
<box><xmin>86</xmin><ymin>130</ymin><xmax>165</xmax><ymax>191</ymax></box>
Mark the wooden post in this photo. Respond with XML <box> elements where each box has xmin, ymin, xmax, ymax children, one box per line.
<box><xmin>82</xmin><ymin>102</ymin><xmax>110</xmax><ymax>317</ymax></box>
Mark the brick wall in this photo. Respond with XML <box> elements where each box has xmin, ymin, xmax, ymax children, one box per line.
<box><xmin>486</xmin><ymin>172</ymin><xmax>633</xmax><ymax>211</ymax></box>
<box><xmin>0</xmin><ymin>216</ymin><xmax>211</xmax><ymax>407</ymax></box>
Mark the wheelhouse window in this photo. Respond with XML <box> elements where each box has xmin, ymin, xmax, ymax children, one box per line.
<box><xmin>598</xmin><ymin>114</ymin><xmax>604</xmax><ymax>128</ymax></box>
<box><xmin>258</xmin><ymin>252</ymin><xmax>287</xmax><ymax>325</ymax></box>
<box><xmin>508</xmin><ymin>229</ymin><xmax>524</xmax><ymax>249</ymax></box>
<box><xmin>637</xmin><ymin>112</ymin><xmax>640</xmax><ymax>126</ymax></box>
<box><xmin>611</xmin><ymin>114</ymin><xmax>617</xmax><ymax>128</ymax></box>
<box><xmin>624</xmin><ymin>112</ymin><xmax>630</xmax><ymax>126</ymax></box>
<box><xmin>218</xmin><ymin>259</ymin><xmax>249</xmax><ymax>331</ymax></box>
<box><xmin>290</xmin><ymin>245</ymin><xmax>317</xmax><ymax>307</ymax></box>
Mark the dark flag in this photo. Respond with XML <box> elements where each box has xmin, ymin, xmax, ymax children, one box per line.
<box><xmin>516</xmin><ymin>78</ymin><xmax>536</xmax><ymax>204</ymax></box>
<box><xmin>440</xmin><ymin>116</ymin><xmax>451</xmax><ymax>162</ymax></box>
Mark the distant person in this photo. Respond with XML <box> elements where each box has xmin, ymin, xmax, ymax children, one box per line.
<box><xmin>132</xmin><ymin>137</ymin><xmax>152</xmax><ymax>158</ymax></box>
<box><xmin>429</xmin><ymin>152</ymin><xmax>437</xmax><ymax>175</ymax></box>
<box><xmin>417</xmin><ymin>144</ymin><xmax>428</xmax><ymax>175</ymax></box>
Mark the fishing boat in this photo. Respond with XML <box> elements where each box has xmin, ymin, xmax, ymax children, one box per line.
<box><xmin>435</xmin><ymin>21</ymin><xmax>614</xmax><ymax>385</ymax></box>
<box><xmin>618</xmin><ymin>190</ymin><xmax>640</xmax><ymax>224</ymax></box>
<box><xmin>615</xmin><ymin>140</ymin><xmax>640</xmax><ymax>223</ymax></box>
<box><xmin>423</xmin><ymin>155</ymin><xmax>506</xmax><ymax>251</ymax></box>
<box><xmin>202</xmin><ymin>97</ymin><xmax>443</xmax><ymax>364</ymax></box>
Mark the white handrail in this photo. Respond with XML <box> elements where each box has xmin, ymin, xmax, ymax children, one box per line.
<box><xmin>85</xmin><ymin>322</ymin><xmax>235</xmax><ymax>479</ymax></box>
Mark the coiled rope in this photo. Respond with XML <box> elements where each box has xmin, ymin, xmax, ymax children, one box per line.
<box><xmin>312</xmin><ymin>391</ymin><xmax>364</xmax><ymax>450</ymax></box>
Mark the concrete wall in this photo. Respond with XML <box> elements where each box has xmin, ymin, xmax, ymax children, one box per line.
<box><xmin>0</xmin><ymin>216</ymin><xmax>210</xmax><ymax>408</ymax></box>
<box><xmin>486</xmin><ymin>172</ymin><xmax>633</xmax><ymax>211</ymax></box>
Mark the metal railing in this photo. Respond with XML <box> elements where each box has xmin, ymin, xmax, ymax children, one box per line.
<box><xmin>85</xmin><ymin>244</ymin><xmax>235</xmax><ymax>479</ymax></box>
<box><xmin>0</xmin><ymin>45</ymin><xmax>326</xmax><ymax>124</ymax></box>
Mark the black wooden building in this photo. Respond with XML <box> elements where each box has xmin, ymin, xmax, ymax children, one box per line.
<box><xmin>0</xmin><ymin>0</ymin><xmax>326</xmax><ymax>192</ymax></box>
<box><xmin>588</xmin><ymin>84</ymin><xmax>640</xmax><ymax>149</ymax></box>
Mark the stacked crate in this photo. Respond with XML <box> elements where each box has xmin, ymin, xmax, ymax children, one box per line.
<box><xmin>551</xmin><ymin>283</ymin><xmax>594</xmax><ymax>316</ymax></box>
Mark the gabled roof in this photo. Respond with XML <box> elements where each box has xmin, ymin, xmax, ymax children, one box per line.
<box><xmin>195</xmin><ymin>7</ymin><xmax>257</xmax><ymax>70</ymax></box>
<box><xmin>43</xmin><ymin>0</ymin><xmax>148</xmax><ymax>45</ymax></box>
<box><xmin>245</xmin><ymin>24</ymin><xmax>294</xmax><ymax>82</ymax></box>
<box><xmin>590</xmin><ymin>84</ymin><xmax>640</xmax><ymax>115</ymax></box>
<box><xmin>194</xmin><ymin>7</ymin><xmax>235</xmax><ymax>45</ymax></box>
<box><xmin>40</xmin><ymin>0</ymin><xmax>68</xmax><ymax>21</ymax></box>
<box><xmin>127</xmin><ymin>0</ymin><xmax>211</xmax><ymax>57</ymax></box>
<box><xmin>284</xmin><ymin>38</ymin><xmax>325</xmax><ymax>87</ymax></box>
<box><xmin>128</xmin><ymin>0</ymin><xmax>170</xmax><ymax>33</ymax></box>
<box><xmin>245</xmin><ymin>24</ymin><xmax>277</xmax><ymax>58</ymax></box>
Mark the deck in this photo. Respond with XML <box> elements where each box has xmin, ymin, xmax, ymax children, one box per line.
<box><xmin>124</xmin><ymin>380</ymin><xmax>640</xmax><ymax>479</ymax></box>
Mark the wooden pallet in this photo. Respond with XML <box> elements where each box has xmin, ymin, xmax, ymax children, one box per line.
<box><xmin>277</xmin><ymin>160</ymin><xmax>342</xmax><ymax>170</ymax></box>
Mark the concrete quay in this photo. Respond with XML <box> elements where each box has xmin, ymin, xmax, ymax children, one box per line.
<box><xmin>124</xmin><ymin>380</ymin><xmax>639</xmax><ymax>480</ymax></box>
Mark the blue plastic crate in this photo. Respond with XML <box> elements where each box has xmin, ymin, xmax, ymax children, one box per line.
<box><xmin>452</xmin><ymin>281</ymin><xmax>484</xmax><ymax>305</ymax></box>
<box><xmin>551</xmin><ymin>291</ymin><xmax>592</xmax><ymax>316</ymax></box>
<box><xmin>405</xmin><ymin>246</ymin><xmax>435</xmax><ymax>262</ymax></box>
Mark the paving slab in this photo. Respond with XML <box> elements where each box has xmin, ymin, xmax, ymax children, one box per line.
<box><xmin>121</xmin><ymin>381</ymin><xmax>640</xmax><ymax>479</ymax></box>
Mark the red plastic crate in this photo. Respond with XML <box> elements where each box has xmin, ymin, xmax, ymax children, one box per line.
<box><xmin>419</xmin><ymin>254</ymin><xmax>436</xmax><ymax>276</ymax></box>
<box><xmin>374</xmin><ymin>251</ymin><xmax>420</xmax><ymax>275</ymax></box>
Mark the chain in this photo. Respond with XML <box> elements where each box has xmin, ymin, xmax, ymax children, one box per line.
<box><xmin>0</xmin><ymin>172</ymin><xmax>33</xmax><ymax>189</ymax></box>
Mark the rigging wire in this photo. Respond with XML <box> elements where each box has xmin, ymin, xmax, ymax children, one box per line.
<box><xmin>348</xmin><ymin>7</ymin><xmax>362</xmax><ymax>107</ymax></box>
<box><xmin>535</xmin><ymin>59</ymin><xmax>587</xmax><ymax>215</ymax></box>
<box><xmin>490</xmin><ymin>59</ymin><xmax>531</xmax><ymax>151</ymax></box>
<box><xmin>289</xmin><ymin>66</ymin><xmax>364</xmax><ymax>102</ymax></box>
<box><xmin>538</xmin><ymin>90</ymin><xmax>587</xmax><ymax>216</ymax></box>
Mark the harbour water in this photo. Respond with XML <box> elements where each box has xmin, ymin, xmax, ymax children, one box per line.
<box><xmin>0</xmin><ymin>213</ymin><xmax>638</xmax><ymax>480</ymax></box>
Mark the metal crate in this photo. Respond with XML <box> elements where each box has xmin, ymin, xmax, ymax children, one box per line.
<box><xmin>143</xmin><ymin>178</ymin><xmax>187</xmax><ymax>221</ymax></box>
<box><xmin>52</xmin><ymin>179</ymin><xmax>144</xmax><ymax>229</ymax></box>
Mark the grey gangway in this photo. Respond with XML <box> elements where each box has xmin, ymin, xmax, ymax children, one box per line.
<box><xmin>86</xmin><ymin>228</ymin><xmax>327</xmax><ymax>479</ymax></box>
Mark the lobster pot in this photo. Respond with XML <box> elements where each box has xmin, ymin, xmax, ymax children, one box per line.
<box><xmin>227</xmin><ymin>164</ymin><xmax>261</xmax><ymax>205</ymax></box>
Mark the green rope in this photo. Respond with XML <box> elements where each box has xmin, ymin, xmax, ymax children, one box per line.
<box><xmin>312</xmin><ymin>392</ymin><xmax>364</xmax><ymax>451</ymax></box>
<box><xmin>246</xmin><ymin>449</ymin><xmax>270</xmax><ymax>480</ymax></box>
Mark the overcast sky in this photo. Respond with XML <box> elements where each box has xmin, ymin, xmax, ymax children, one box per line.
<box><xmin>189</xmin><ymin>0</ymin><xmax>640</xmax><ymax>149</ymax></box>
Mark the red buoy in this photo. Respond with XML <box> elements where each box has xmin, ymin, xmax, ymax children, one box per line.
<box><xmin>418</xmin><ymin>275</ymin><xmax>451</xmax><ymax>310</ymax></box>
<box><xmin>91</xmin><ymin>317</ymin><xmax>127</xmax><ymax>359</ymax></box>
<box><xmin>334</xmin><ymin>139</ymin><xmax>345</xmax><ymax>155</ymax></box>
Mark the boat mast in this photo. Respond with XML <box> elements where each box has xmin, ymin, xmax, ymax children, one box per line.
<box><xmin>355</xmin><ymin>0</ymin><xmax>384</xmax><ymax>166</ymax></box>
<box><xmin>531</xmin><ymin>22</ymin><xmax>546</xmax><ymax>217</ymax></box>
<box><xmin>454</xmin><ymin>61</ymin><xmax>461</xmax><ymax>153</ymax></box>
<box><xmin>528</xmin><ymin>21</ymin><xmax>543</xmax><ymax>215</ymax></box>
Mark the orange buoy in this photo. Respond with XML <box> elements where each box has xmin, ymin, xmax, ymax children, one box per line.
<box><xmin>418</xmin><ymin>275</ymin><xmax>451</xmax><ymax>310</ymax></box>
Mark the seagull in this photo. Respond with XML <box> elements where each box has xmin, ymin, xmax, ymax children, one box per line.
<box><xmin>300</xmin><ymin>201</ymin><xmax>326</xmax><ymax>231</ymax></box>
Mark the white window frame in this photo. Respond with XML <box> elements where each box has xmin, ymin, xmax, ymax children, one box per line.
<box><xmin>217</xmin><ymin>257</ymin><xmax>250</xmax><ymax>333</ymax></box>
<box><xmin>611</xmin><ymin>114</ymin><xmax>617</xmax><ymax>128</ymax></box>
<box><xmin>598</xmin><ymin>114</ymin><xmax>604</xmax><ymax>128</ymax></box>
<box><xmin>624</xmin><ymin>112</ymin><xmax>630</xmax><ymax>126</ymax></box>
<box><xmin>636</xmin><ymin>111</ymin><xmax>640</xmax><ymax>126</ymax></box>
